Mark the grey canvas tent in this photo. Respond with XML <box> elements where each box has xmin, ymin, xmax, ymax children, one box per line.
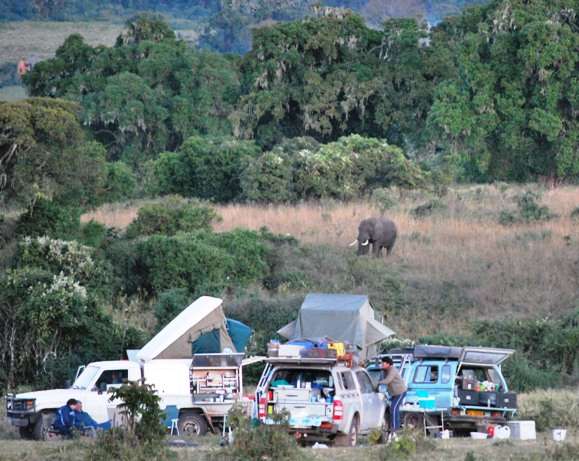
<box><xmin>277</xmin><ymin>293</ymin><xmax>395</xmax><ymax>360</ymax></box>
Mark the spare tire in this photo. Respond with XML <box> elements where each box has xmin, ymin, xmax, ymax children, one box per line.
<box><xmin>32</xmin><ymin>411</ymin><xmax>55</xmax><ymax>441</ymax></box>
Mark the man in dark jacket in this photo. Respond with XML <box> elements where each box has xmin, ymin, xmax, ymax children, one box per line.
<box><xmin>53</xmin><ymin>399</ymin><xmax>79</xmax><ymax>436</ymax></box>
<box><xmin>379</xmin><ymin>357</ymin><xmax>408</xmax><ymax>441</ymax></box>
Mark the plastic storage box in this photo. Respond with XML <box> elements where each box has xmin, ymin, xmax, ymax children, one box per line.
<box><xmin>508</xmin><ymin>421</ymin><xmax>536</xmax><ymax>440</ymax></box>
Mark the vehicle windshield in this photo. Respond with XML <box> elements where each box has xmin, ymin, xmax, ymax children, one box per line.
<box><xmin>72</xmin><ymin>366</ymin><xmax>100</xmax><ymax>389</ymax></box>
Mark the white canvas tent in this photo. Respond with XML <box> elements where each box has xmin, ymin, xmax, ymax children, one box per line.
<box><xmin>137</xmin><ymin>296</ymin><xmax>235</xmax><ymax>362</ymax></box>
<box><xmin>277</xmin><ymin>293</ymin><xmax>395</xmax><ymax>360</ymax></box>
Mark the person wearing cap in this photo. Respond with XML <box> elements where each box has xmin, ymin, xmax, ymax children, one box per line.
<box><xmin>379</xmin><ymin>357</ymin><xmax>408</xmax><ymax>441</ymax></box>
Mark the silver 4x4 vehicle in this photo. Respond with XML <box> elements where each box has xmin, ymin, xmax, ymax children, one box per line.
<box><xmin>256</xmin><ymin>357</ymin><xmax>386</xmax><ymax>446</ymax></box>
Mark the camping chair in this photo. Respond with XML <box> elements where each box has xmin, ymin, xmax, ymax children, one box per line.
<box><xmin>164</xmin><ymin>405</ymin><xmax>180</xmax><ymax>436</ymax></box>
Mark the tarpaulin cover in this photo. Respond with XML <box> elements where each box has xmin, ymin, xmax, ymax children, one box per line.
<box><xmin>226</xmin><ymin>319</ymin><xmax>252</xmax><ymax>352</ymax></box>
<box><xmin>277</xmin><ymin>293</ymin><xmax>395</xmax><ymax>360</ymax></box>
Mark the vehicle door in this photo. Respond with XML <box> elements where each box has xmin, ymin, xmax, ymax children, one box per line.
<box><xmin>408</xmin><ymin>361</ymin><xmax>455</xmax><ymax>410</ymax></box>
<box><xmin>83</xmin><ymin>368</ymin><xmax>130</xmax><ymax>423</ymax></box>
<box><xmin>336</xmin><ymin>370</ymin><xmax>360</xmax><ymax>432</ymax></box>
<box><xmin>355</xmin><ymin>370</ymin><xmax>384</xmax><ymax>430</ymax></box>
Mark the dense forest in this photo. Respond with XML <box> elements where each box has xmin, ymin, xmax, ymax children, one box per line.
<box><xmin>0</xmin><ymin>0</ymin><xmax>578</xmax><ymax>391</ymax></box>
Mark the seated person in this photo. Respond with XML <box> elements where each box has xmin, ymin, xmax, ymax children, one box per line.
<box><xmin>74</xmin><ymin>401</ymin><xmax>111</xmax><ymax>433</ymax></box>
<box><xmin>53</xmin><ymin>399</ymin><xmax>79</xmax><ymax>436</ymax></box>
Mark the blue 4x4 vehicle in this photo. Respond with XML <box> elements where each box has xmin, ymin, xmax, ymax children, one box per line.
<box><xmin>367</xmin><ymin>345</ymin><xmax>518</xmax><ymax>434</ymax></box>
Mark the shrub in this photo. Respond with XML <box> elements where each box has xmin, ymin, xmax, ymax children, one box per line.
<box><xmin>498</xmin><ymin>210</ymin><xmax>519</xmax><ymax>226</ymax></box>
<box><xmin>109</xmin><ymin>382</ymin><xmax>165</xmax><ymax>442</ymax></box>
<box><xmin>152</xmin><ymin>136</ymin><xmax>261</xmax><ymax>202</ymax></box>
<box><xmin>371</xmin><ymin>188</ymin><xmax>398</xmax><ymax>212</ymax></box>
<box><xmin>16</xmin><ymin>197</ymin><xmax>81</xmax><ymax>240</ymax></box>
<box><xmin>570</xmin><ymin>207</ymin><xmax>579</xmax><ymax>220</ymax></box>
<box><xmin>411</xmin><ymin>199</ymin><xmax>447</xmax><ymax>218</ymax></box>
<box><xmin>240</xmin><ymin>150</ymin><xmax>295</xmax><ymax>203</ymax></box>
<box><xmin>135</xmin><ymin>230</ymin><xmax>269</xmax><ymax>296</ymax></box>
<box><xmin>102</xmin><ymin>162</ymin><xmax>137</xmax><ymax>203</ymax></box>
<box><xmin>517</xmin><ymin>191</ymin><xmax>554</xmax><ymax>222</ymax></box>
<box><xmin>518</xmin><ymin>389</ymin><xmax>579</xmax><ymax>431</ymax></box>
<box><xmin>126</xmin><ymin>196</ymin><xmax>220</xmax><ymax>238</ymax></box>
<box><xmin>153</xmin><ymin>288</ymin><xmax>191</xmax><ymax>331</ymax></box>
<box><xmin>379</xmin><ymin>430</ymin><xmax>417</xmax><ymax>459</ymax></box>
<box><xmin>224</xmin><ymin>404</ymin><xmax>298</xmax><ymax>461</ymax></box>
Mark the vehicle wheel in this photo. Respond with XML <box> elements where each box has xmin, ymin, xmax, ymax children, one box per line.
<box><xmin>334</xmin><ymin>415</ymin><xmax>359</xmax><ymax>447</ymax></box>
<box><xmin>32</xmin><ymin>412</ymin><xmax>55</xmax><ymax>441</ymax></box>
<box><xmin>402</xmin><ymin>413</ymin><xmax>424</xmax><ymax>431</ymax></box>
<box><xmin>178</xmin><ymin>413</ymin><xmax>209</xmax><ymax>437</ymax></box>
<box><xmin>19</xmin><ymin>426</ymin><xmax>33</xmax><ymax>440</ymax></box>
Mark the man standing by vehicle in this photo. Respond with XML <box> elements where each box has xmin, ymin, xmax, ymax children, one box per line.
<box><xmin>380</xmin><ymin>357</ymin><xmax>407</xmax><ymax>441</ymax></box>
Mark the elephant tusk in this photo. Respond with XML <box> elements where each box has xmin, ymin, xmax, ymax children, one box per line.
<box><xmin>361</xmin><ymin>240</ymin><xmax>369</xmax><ymax>246</ymax></box>
<box><xmin>349</xmin><ymin>240</ymin><xmax>358</xmax><ymax>247</ymax></box>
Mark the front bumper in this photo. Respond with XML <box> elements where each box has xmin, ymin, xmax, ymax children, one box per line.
<box><xmin>5</xmin><ymin>395</ymin><xmax>36</xmax><ymax>427</ymax></box>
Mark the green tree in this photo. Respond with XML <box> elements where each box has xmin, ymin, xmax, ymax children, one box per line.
<box><xmin>0</xmin><ymin>98</ymin><xmax>106</xmax><ymax>207</ymax></box>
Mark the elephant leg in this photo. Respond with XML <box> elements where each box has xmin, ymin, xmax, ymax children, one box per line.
<box><xmin>372</xmin><ymin>244</ymin><xmax>383</xmax><ymax>258</ymax></box>
<box><xmin>386</xmin><ymin>245</ymin><xmax>394</xmax><ymax>256</ymax></box>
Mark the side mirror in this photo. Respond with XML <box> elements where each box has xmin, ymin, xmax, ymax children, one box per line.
<box><xmin>378</xmin><ymin>393</ymin><xmax>385</xmax><ymax>401</ymax></box>
<box><xmin>98</xmin><ymin>383</ymin><xmax>107</xmax><ymax>394</ymax></box>
<box><xmin>377</xmin><ymin>384</ymin><xmax>388</xmax><ymax>394</ymax></box>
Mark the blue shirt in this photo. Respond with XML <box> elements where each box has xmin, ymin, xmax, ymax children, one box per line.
<box><xmin>53</xmin><ymin>405</ymin><xmax>76</xmax><ymax>433</ymax></box>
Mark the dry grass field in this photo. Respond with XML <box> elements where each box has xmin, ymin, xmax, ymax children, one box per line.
<box><xmin>83</xmin><ymin>185</ymin><xmax>579</xmax><ymax>337</ymax></box>
<box><xmin>0</xmin><ymin>21</ymin><xmax>123</xmax><ymax>66</ymax></box>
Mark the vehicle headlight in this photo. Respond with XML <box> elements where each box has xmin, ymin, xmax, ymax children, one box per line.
<box><xmin>25</xmin><ymin>400</ymin><xmax>34</xmax><ymax>410</ymax></box>
<box><xmin>6</xmin><ymin>400</ymin><xmax>12</xmax><ymax>410</ymax></box>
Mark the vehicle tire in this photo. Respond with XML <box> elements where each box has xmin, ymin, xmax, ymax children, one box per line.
<box><xmin>402</xmin><ymin>412</ymin><xmax>424</xmax><ymax>431</ymax></box>
<box><xmin>32</xmin><ymin>411</ymin><xmax>55</xmax><ymax>441</ymax></box>
<box><xmin>19</xmin><ymin>426</ymin><xmax>33</xmax><ymax>440</ymax></box>
<box><xmin>178</xmin><ymin>413</ymin><xmax>209</xmax><ymax>437</ymax></box>
<box><xmin>334</xmin><ymin>415</ymin><xmax>359</xmax><ymax>447</ymax></box>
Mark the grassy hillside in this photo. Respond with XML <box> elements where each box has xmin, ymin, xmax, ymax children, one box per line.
<box><xmin>84</xmin><ymin>184</ymin><xmax>579</xmax><ymax>338</ymax></box>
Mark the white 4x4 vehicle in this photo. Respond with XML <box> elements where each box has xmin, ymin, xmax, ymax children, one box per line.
<box><xmin>256</xmin><ymin>357</ymin><xmax>386</xmax><ymax>446</ymax></box>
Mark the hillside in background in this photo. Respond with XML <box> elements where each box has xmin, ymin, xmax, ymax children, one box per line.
<box><xmin>1</xmin><ymin>0</ymin><xmax>488</xmax><ymax>52</ymax></box>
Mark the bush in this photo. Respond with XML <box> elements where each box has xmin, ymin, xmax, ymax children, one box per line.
<box><xmin>152</xmin><ymin>137</ymin><xmax>261</xmax><ymax>202</ymax></box>
<box><xmin>126</xmin><ymin>196</ymin><xmax>221</xmax><ymax>238</ymax></box>
<box><xmin>518</xmin><ymin>389</ymin><xmax>579</xmax><ymax>431</ymax></box>
<box><xmin>135</xmin><ymin>230</ymin><xmax>269</xmax><ymax>296</ymax></box>
<box><xmin>411</xmin><ymin>199</ymin><xmax>447</xmax><ymax>218</ymax></box>
<box><xmin>16</xmin><ymin>197</ymin><xmax>81</xmax><ymax>240</ymax></box>
<box><xmin>240</xmin><ymin>150</ymin><xmax>295</xmax><ymax>203</ymax></box>
<box><xmin>570</xmin><ymin>207</ymin><xmax>579</xmax><ymax>220</ymax></box>
<box><xmin>500</xmin><ymin>191</ymin><xmax>555</xmax><ymax>225</ymax></box>
<box><xmin>102</xmin><ymin>162</ymin><xmax>137</xmax><ymax>203</ymax></box>
<box><xmin>371</xmin><ymin>188</ymin><xmax>398</xmax><ymax>212</ymax></box>
<box><xmin>223</xmin><ymin>404</ymin><xmax>298</xmax><ymax>461</ymax></box>
<box><xmin>517</xmin><ymin>191</ymin><xmax>554</xmax><ymax>222</ymax></box>
<box><xmin>153</xmin><ymin>288</ymin><xmax>191</xmax><ymax>331</ymax></box>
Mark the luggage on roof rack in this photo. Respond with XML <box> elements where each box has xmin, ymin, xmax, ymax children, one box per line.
<box><xmin>412</xmin><ymin>345</ymin><xmax>463</xmax><ymax>360</ymax></box>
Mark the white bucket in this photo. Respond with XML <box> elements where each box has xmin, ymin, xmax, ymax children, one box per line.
<box><xmin>552</xmin><ymin>428</ymin><xmax>567</xmax><ymax>442</ymax></box>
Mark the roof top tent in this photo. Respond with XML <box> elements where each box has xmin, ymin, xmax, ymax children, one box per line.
<box><xmin>136</xmin><ymin>296</ymin><xmax>252</xmax><ymax>363</ymax></box>
<box><xmin>384</xmin><ymin>345</ymin><xmax>515</xmax><ymax>367</ymax></box>
<box><xmin>277</xmin><ymin>293</ymin><xmax>395</xmax><ymax>361</ymax></box>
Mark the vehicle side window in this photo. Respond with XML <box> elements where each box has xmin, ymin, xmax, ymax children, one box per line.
<box><xmin>441</xmin><ymin>365</ymin><xmax>452</xmax><ymax>384</ymax></box>
<box><xmin>413</xmin><ymin>365</ymin><xmax>439</xmax><ymax>384</ymax></box>
<box><xmin>95</xmin><ymin>369</ymin><xmax>128</xmax><ymax>389</ymax></box>
<box><xmin>355</xmin><ymin>371</ymin><xmax>374</xmax><ymax>394</ymax></box>
<box><xmin>340</xmin><ymin>371</ymin><xmax>356</xmax><ymax>391</ymax></box>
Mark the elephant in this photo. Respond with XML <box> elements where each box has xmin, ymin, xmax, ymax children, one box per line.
<box><xmin>349</xmin><ymin>217</ymin><xmax>397</xmax><ymax>257</ymax></box>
